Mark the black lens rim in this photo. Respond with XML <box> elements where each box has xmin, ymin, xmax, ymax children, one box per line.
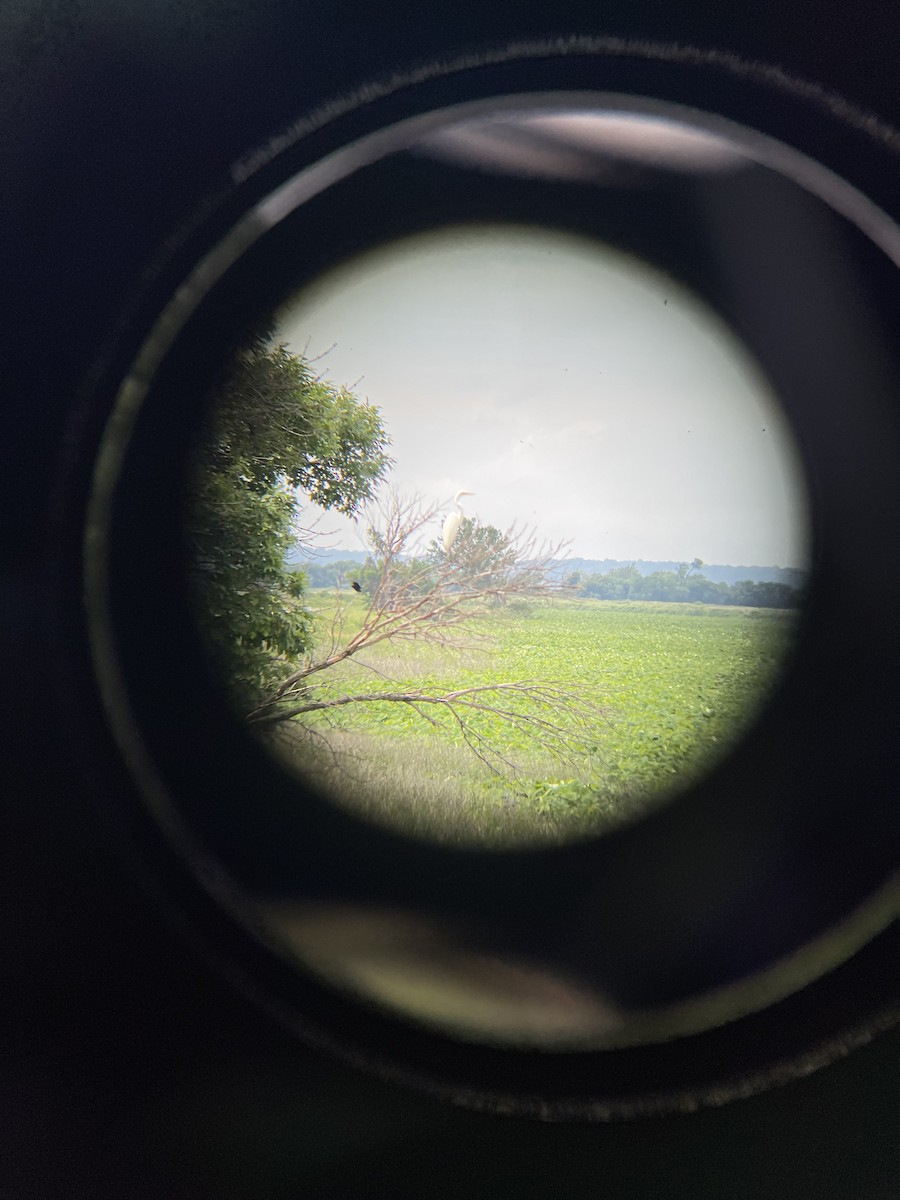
<box><xmin>71</xmin><ymin>47</ymin><xmax>900</xmax><ymax>1118</ymax></box>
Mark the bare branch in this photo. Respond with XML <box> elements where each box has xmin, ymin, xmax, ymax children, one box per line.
<box><xmin>246</xmin><ymin>488</ymin><xmax>595</xmax><ymax>779</ymax></box>
<box><xmin>249</xmin><ymin>679</ymin><xmax>607</xmax><ymax>777</ymax></box>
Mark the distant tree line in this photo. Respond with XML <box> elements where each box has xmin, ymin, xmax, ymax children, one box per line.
<box><xmin>299</xmin><ymin>555</ymin><xmax>803</xmax><ymax>609</ymax></box>
<box><xmin>300</xmin><ymin>554</ymin><xmax>806</xmax><ymax>609</ymax></box>
<box><xmin>566</xmin><ymin>560</ymin><xmax>803</xmax><ymax>608</ymax></box>
<box><xmin>297</xmin><ymin>554</ymin><xmax>806</xmax><ymax>600</ymax></box>
<box><xmin>555</xmin><ymin>558</ymin><xmax>806</xmax><ymax>588</ymax></box>
<box><xmin>301</xmin><ymin>558</ymin><xmax>367</xmax><ymax>588</ymax></box>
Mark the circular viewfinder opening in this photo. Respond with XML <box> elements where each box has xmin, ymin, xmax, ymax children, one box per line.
<box><xmin>186</xmin><ymin>216</ymin><xmax>810</xmax><ymax>851</ymax></box>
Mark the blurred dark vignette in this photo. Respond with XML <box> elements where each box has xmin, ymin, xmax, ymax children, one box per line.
<box><xmin>3</xmin><ymin>3</ymin><xmax>899</xmax><ymax>1198</ymax></box>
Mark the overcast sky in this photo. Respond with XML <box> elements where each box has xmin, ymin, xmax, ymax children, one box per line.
<box><xmin>278</xmin><ymin>223</ymin><xmax>809</xmax><ymax>566</ymax></box>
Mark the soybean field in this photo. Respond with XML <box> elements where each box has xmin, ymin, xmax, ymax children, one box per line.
<box><xmin>270</xmin><ymin>596</ymin><xmax>799</xmax><ymax>847</ymax></box>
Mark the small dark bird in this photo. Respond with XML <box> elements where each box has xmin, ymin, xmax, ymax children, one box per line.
<box><xmin>351</xmin><ymin>580</ymin><xmax>362</xmax><ymax>592</ymax></box>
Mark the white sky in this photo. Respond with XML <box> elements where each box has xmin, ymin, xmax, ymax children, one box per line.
<box><xmin>278</xmin><ymin>223</ymin><xmax>810</xmax><ymax>566</ymax></box>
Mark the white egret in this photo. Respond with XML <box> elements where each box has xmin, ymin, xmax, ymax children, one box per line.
<box><xmin>442</xmin><ymin>490</ymin><xmax>474</xmax><ymax>554</ymax></box>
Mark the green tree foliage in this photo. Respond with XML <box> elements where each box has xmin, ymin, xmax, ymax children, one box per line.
<box><xmin>580</xmin><ymin>563</ymin><xmax>641</xmax><ymax>600</ymax></box>
<box><xmin>186</xmin><ymin>330</ymin><xmax>391</xmax><ymax>706</ymax></box>
<box><xmin>426</xmin><ymin>517</ymin><xmax>518</xmax><ymax>583</ymax></box>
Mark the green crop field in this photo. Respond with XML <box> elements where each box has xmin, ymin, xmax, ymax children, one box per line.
<box><xmin>269</xmin><ymin>595</ymin><xmax>799</xmax><ymax>847</ymax></box>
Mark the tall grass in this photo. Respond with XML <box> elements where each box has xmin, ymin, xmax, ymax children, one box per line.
<box><xmin>269</xmin><ymin>725</ymin><xmax>590</xmax><ymax>846</ymax></box>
